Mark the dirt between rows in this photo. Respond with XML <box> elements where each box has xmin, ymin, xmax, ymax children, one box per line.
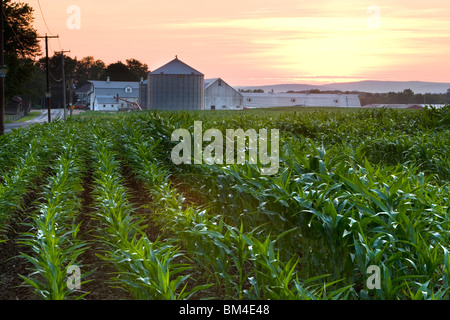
<box><xmin>0</xmin><ymin>192</ymin><xmax>38</xmax><ymax>300</ymax></box>
<box><xmin>0</xmin><ymin>166</ymin><xmax>219</xmax><ymax>300</ymax></box>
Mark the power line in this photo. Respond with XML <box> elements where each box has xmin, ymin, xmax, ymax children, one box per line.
<box><xmin>55</xmin><ymin>50</ymin><xmax>70</xmax><ymax>119</ymax></box>
<box><xmin>36</xmin><ymin>0</ymin><xmax>54</xmax><ymax>36</ymax></box>
<box><xmin>36</xmin><ymin>0</ymin><xmax>62</xmax><ymax>51</ymax></box>
<box><xmin>49</xmin><ymin>71</ymin><xmax>62</xmax><ymax>83</ymax></box>
<box><xmin>37</xmin><ymin>34</ymin><xmax>59</xmax><ymax>122</ymax></box>
<box><xmin>2</xmin><ymin>11</ymin><xmax>29</xmax><ymax>55</ymax></box>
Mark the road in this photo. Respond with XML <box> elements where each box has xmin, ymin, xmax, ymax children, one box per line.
<box><xmin>4</xmin><ymin>109</ymin><xmax>70</xmax><ymax>133</ymax></box>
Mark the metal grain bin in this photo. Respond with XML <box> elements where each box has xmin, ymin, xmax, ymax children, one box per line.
<box><xmin>148</xmin><ymin>57</ymin><xmax>204</xmax><ymax>110</ymax></box>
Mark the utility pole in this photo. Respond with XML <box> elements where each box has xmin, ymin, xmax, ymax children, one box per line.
<box><xmin>37</xmin><ymin>34</ymin><xmax>59</xmax><ymax>122</ymax></box>
<box><xmin>55</xmin><ymin>50</ymin><xmax>70</xmax><ymax>119</ymax></box>
<box><xmin>0</xmin><ymin>0</ymin><xmax>5</xmax><ymax>135</ymax></box>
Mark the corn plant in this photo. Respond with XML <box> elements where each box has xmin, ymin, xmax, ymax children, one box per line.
<box><xmin>19</xmin><ymin>124</ymin><xmax>90</xmax><ymax>300</ymax></box>
<box><xmin>89</xmin><ymin>124</ymin><xmax>208</xmax><ymax>299</ymax></box>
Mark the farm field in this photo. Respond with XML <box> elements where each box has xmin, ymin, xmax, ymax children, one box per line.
<box><xmin>0</xmin><ymin>106</ymin><xmax>449</xmax><ymax>300</ymax></box>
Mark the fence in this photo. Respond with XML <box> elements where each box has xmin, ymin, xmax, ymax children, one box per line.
<box><xmin>5</xmin><ymin>111</ymin><xmax>25</xmax><ymax>123</ymax></box>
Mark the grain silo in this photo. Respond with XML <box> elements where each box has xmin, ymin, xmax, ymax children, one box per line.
<box><xmin>147</xmin><ymin>56</ymin><xmax>204</xmax><ymax>110</ymax></box>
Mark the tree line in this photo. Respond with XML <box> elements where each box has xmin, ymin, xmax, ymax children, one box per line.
<box><xmin>24</xmin><ymin>55</ymin><xmax>149</xmax><ymax>108</ymax></box>
<box><xmin>358</xmin><ymin>89</ymin><xmax>450</xmax><ymax>106</ymax></box>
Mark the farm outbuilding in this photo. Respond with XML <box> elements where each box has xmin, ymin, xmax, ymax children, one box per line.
<box><xmin>204</xmin><ymin>78</ymin><xmax>243</xmax><ymax>110</ymax></box>
<box><xmin>241</xmin><ymin>93</ymin><xmax>362</xmax><ymax>108</ymax></box>
<box><xmin>146</xmin><ymin>57</ymin><xmax>204</xmax><ymax>110</ymax></box>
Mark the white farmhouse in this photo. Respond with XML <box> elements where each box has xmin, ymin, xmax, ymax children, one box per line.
<box><xmin>88</xmin><ymin>77</ymin><xmax>141</xmax><ymax>111</ymax></box>
<box><xmin>204</xmin><ymin>78</ymin><xmax>244</xmax><ymax>110</ymax></box>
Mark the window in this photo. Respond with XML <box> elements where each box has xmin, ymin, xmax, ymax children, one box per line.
<box><xmin>247</xmin><ymin>98</ymin><xmax>252</xmax><ymax>102</ymax></box>
<box><xmin>218</xmin><ymin>80</ymin><xmax>222</xmax><ymax>86</ymax></box>
<box><xmin>291</xmin><ymin>98</ymin><xmax>296</xmax><ymax>103</ymax></box>
<box><xmin>222</xmin><ymin>106</ymin><xmax>227</xmax><ymax>109</ymax></box>
<box><xmin>211</xmin><ymin>106</ymin><xmax>216</xmax><ymax>110</ymax></box>
<box><xmin>103</xmin><ymin>105</ymin><xmax>106</xmax><ymax>108</ymax></box>
<box><xmin>125</xmin><ymin>87</ymin><xmax>133</xmax><ymax>93</ymax></box>
<box><xmin>111</xmin><ymin>105</ymin><xmax>114</xmax><ymax>108</ymax></box>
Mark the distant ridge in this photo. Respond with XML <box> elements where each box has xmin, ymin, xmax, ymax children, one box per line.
<box><xmin>235</xmin><ymin>81</ymin><xmax>450</xmax><ymax>94</ymax></box>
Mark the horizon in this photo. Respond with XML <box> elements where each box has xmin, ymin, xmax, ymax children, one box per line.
<box><xmin>26</xmin><ymin>0</ymin><xmax>450</xmax><ymax>86</ymax></box>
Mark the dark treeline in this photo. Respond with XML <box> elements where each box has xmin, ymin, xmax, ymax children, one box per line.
<box><xmin>23</xmin><ymin>56</ymin><xmax>149</xmax><ymax>108</ymax></box>
<box><xmin>358</xmin><ymin>89</ymin><xmax>450</xmax><ymax>106</ymax></box>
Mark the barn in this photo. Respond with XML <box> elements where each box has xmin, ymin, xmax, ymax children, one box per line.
<box><xmin>204</xmin><ymin>78</ymin><xmax>243</xmax><ymax>110</ymax></box>
<box><xmin>146</xmin><ymin>57</ymin><xmax>204</xmax><ymax>110</ymax></box>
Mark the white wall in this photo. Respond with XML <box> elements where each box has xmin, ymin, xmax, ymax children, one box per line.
<box><xmin>94</xmin><ymin>98</ymin><xmax>121</xmax><ymax>111</ymax></box>
<box><xmin>241</xmin><ymin>93</ymin><xmax>362</xmax><ymax>108</ymax></box>
<box><xmin>204</xmin><ymin>80</ymin><xmax>243</xmax><ymax>110</ymax></box>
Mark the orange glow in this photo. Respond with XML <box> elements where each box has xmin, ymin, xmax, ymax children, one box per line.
<box><xmin>26</xmin><ymin>0</ymin><xmax>450</xmax><ymax>86</ymax></box>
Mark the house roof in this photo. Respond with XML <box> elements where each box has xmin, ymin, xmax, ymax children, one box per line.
<box><xmin>151</xmin><ymin>57</ymin><xmax>203</xmax><ymax>75</ymax></box>
<box><xmin>75</xmin><ymin>83</ymin><xmax>93</xmax><ymax>94</ymax></box>
<box><xmin>89</xmin><ymin>80</ymin><xmax>140</xmax><ymax>90</ymax></box>
<box><xmin>89</xmin><ymin>80</ymin><xmax>140</xmax><ymax>99</ymax></box>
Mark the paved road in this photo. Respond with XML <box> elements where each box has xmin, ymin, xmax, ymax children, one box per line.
<box><xmin>4</xmin><ymin>109</ymin><xmax>69</xmax><ymax>133</ymax></box>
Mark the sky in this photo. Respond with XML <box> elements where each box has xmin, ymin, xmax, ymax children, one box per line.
<box><xmin>25</xmin><ymin>0</ymin><xmax>450</xmax><ymax>86</ymax></box>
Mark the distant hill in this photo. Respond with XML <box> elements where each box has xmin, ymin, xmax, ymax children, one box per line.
<box><xmin>236</xmin><ymin>81</ymin><xmax>450</xmax><ymax>94</ymax></box>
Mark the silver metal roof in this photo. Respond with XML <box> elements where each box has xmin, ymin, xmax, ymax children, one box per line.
<box><xmin>151</xmin><ymin>57</ymin><xmax>203</xmax><ymax>75</ymax></box>
<box><xmin>204</xmin><ymin>78</ymin><xmax>219</xmax><ymax>89</ymax></box>
<box><xmin>89</xmin><ymin>80</ymin><xmax>140</xmax><ymax>89</ymax></box>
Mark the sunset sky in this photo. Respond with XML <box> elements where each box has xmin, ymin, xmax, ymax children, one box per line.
<box><xmin>26</xmin><ymin>0</ymin><xmax>450</xmax><ymax>86</ymax></box>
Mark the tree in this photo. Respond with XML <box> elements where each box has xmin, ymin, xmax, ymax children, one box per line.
<box><xmin>75</xmin><ymin>56</ymin><xmax>106</xmax><ymax>87</ymax></box>
<box><xmin>34</xmin><ymin>53</ymin><xmax>78</xmax><ymax>108</ymax></box>
<box><xmin>21</xmin><ymin>62</ymin><xmax>45</xmax><ymax>107</ymax></box>
<box><xmin>106</xmin><ymin>61</ymin><xmax>135</xmax><ymax>81</ymax></box>
<box><xmin>126</xmin><ymin>58</ymin><xmax>149</xmax><ymax>80</ymax></box>
<box><xmin>3</xmin><ymin>0</ymin><xmax>40</xmax><ymax>101</ymax></box>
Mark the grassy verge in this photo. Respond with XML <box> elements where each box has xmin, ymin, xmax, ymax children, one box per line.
<box><xmin>15</xmin><ymin>112</ymin><xmax>41</xmax><ymax>123</ymax></box>
<box><xmin>5</xmin><ymin>112</ymin><xmax>42</xmax><ymax>123</ymax></box>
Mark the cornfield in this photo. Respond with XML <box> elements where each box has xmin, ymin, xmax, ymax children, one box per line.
<box><xmin>0</xmin><ymin>106</ymin><xmax>449</xmax><ymax>300</ymax></box>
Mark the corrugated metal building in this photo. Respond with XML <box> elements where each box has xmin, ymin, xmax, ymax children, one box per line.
<box><xmin>204</xmin><ymin>78</ymin><xmax>243</xmax><ymax>110</ymax></box>
<box><xmin>241</xmin><ymin>93</ymin><xmax>361</xmax><ymax>108</ymax></box>
<box><xmin>147</xmin><ymin>57</ymin><xmax>204</xmax><ymax>110</ymax></box>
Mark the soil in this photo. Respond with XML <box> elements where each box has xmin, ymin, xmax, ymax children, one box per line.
<box><xmin>75</xmin><ymin>173</ymin><xmax>133</xmax><ymax>300</ymax></box>
<box><xmin>0</xmin><ymin>164</ymin><xmax>224</xmax><ymax>300</ymax></box>
<box><xmin>0</xmin><ymin>192</ymin><xmax>39</xmax><ymax>300</ymax></box>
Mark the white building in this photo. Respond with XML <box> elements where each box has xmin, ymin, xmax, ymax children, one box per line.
<box><xmin>204</xmin><ymin>78</ymin><xmax>243</xmax><ymax>110</ymax></box>
<box><xmin>241</xmin><ymin>92</ymin><xmax>362</xmax><ymax>108</ymax></box>
<box><xmin>89</xmin><ymin>77</ymin><xmax>141</xmax><ymax>111</ymax></box>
